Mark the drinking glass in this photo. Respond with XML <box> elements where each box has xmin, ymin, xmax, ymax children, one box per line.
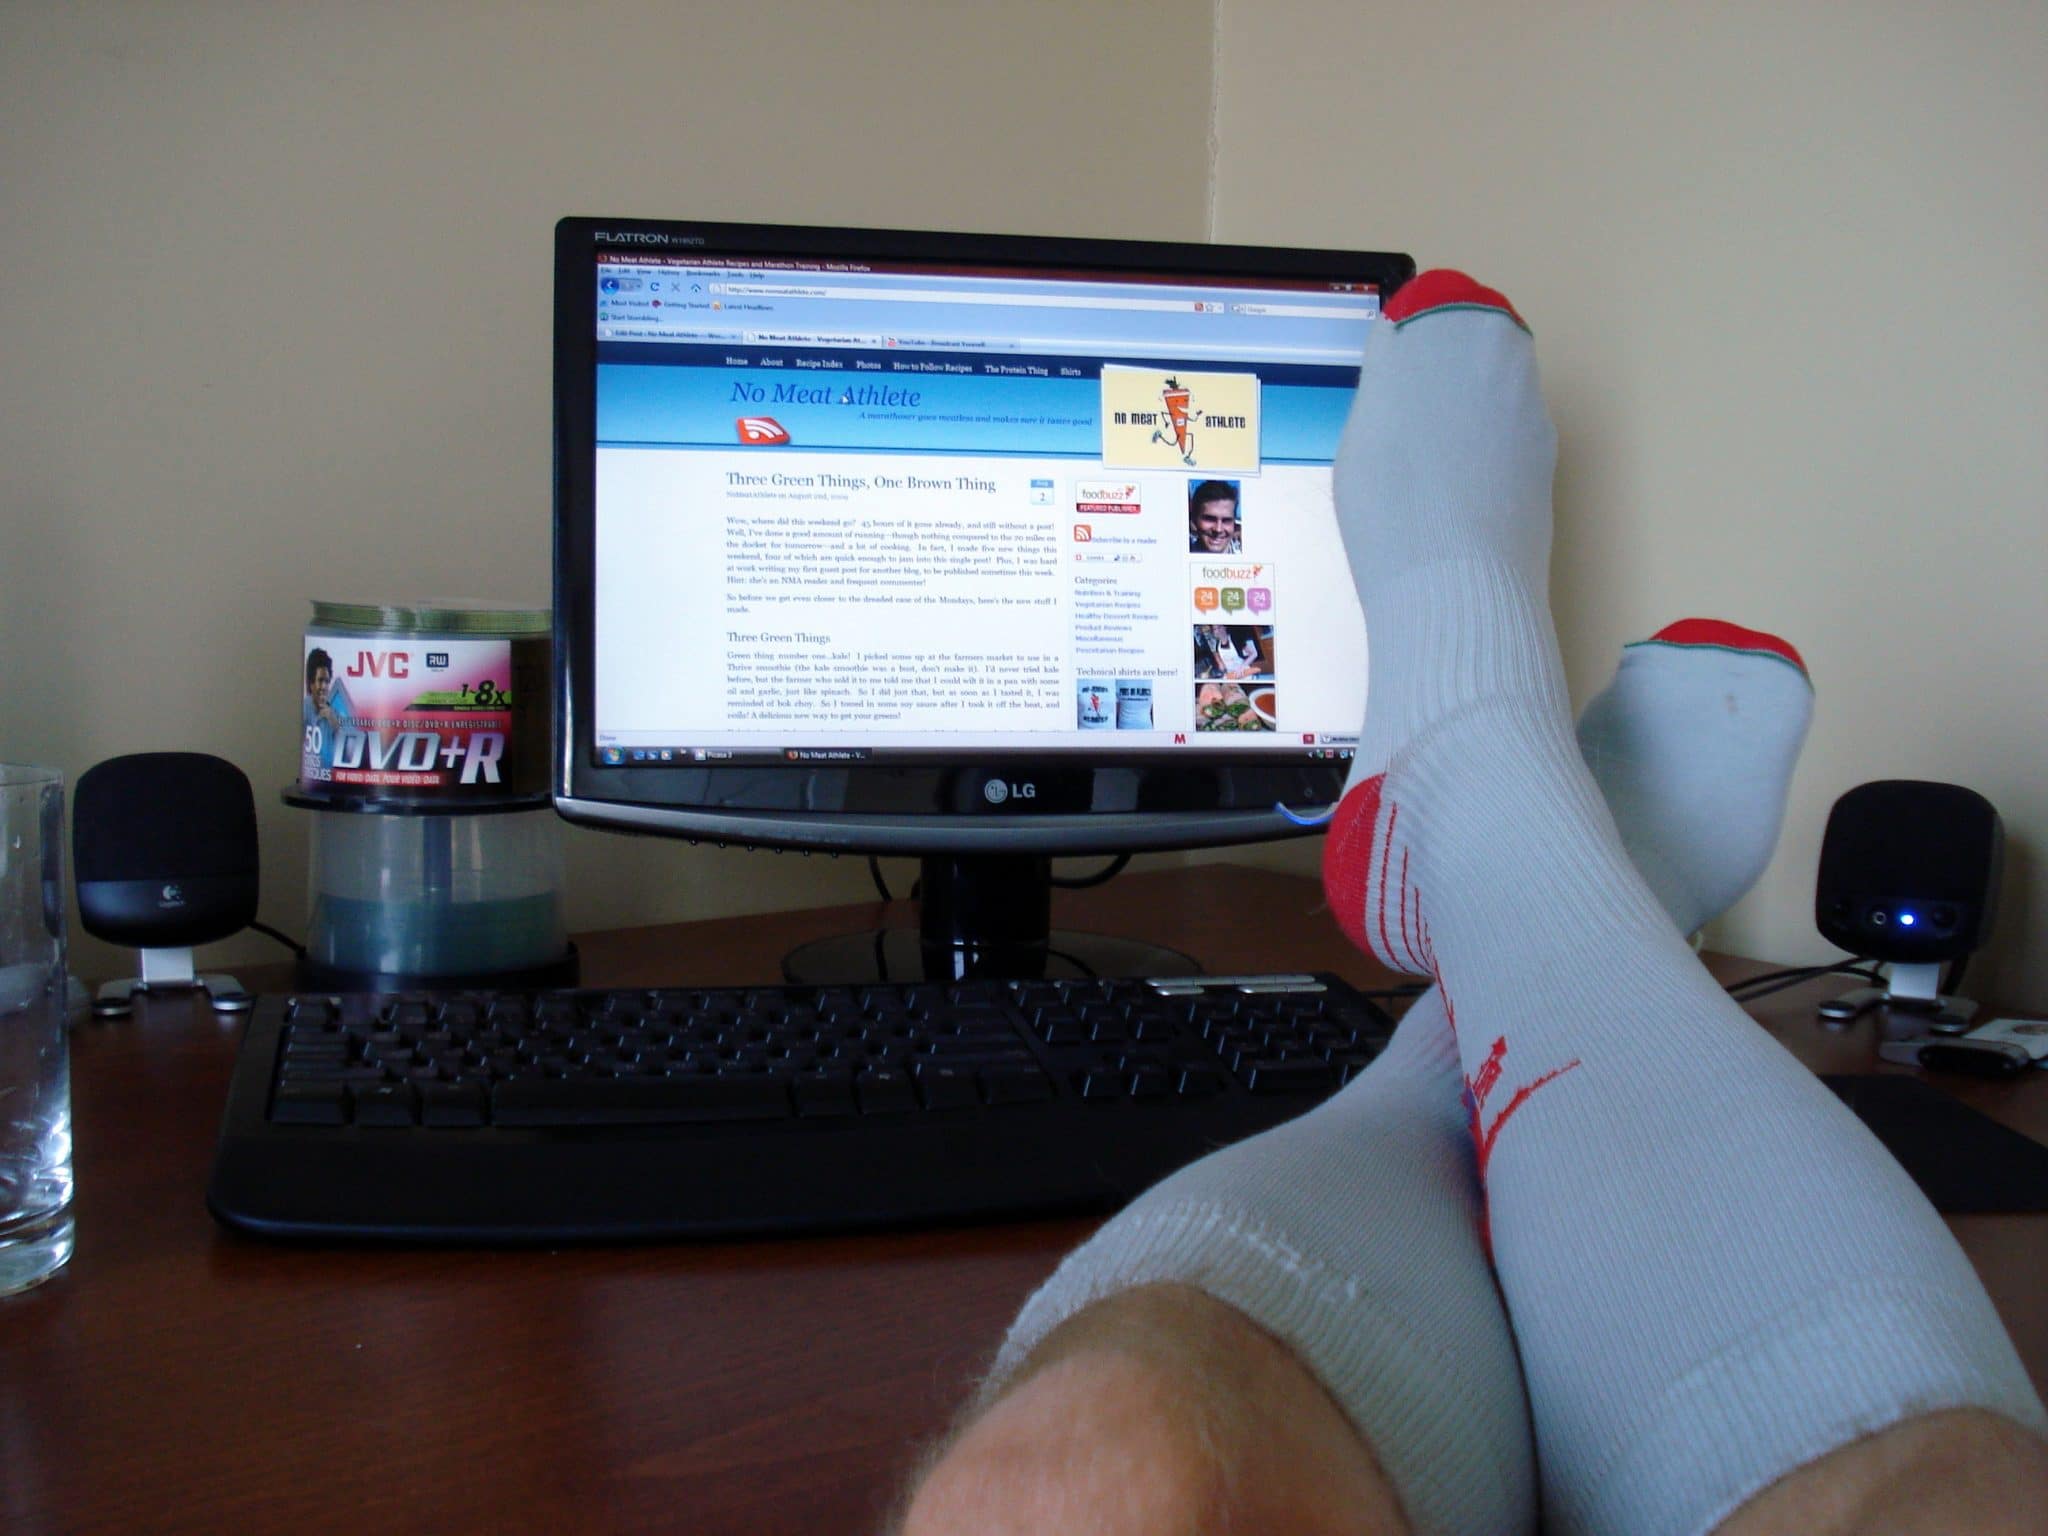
<box><xmin>0</xmin><ymin>765</ymin><xmax>74</xmax><ymax>1294</ymax></box>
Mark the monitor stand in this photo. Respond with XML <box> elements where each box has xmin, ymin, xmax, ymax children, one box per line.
<box><xmin>780</xmin><ymin>853</ymin><xmax>1199</xmax><ymax>985</ymax></box>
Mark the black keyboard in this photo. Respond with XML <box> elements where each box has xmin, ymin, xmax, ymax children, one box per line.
<box><xmin>205</xmin><ymin>973</ymin><xmax>1397</xmax><ymax>1242</ymax></box>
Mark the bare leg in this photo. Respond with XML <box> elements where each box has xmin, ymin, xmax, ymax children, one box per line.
<box><xmin>897</xmin><ymin>1283</ymin><xmax>1412</xmax><ymax>1536</ymax></box>
<box><xmin>1712</xmin><ymin>1408</ymin><xmax>2048</xmax><ymax>1535</ymax></box>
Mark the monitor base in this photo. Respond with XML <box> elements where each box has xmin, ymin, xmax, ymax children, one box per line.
<box><xmin>781</xmin><ymin>928</ymin><xmax>1199</xmax><ymax>986</ymax></box>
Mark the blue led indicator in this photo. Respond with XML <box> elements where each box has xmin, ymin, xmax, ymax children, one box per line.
<box><xmin>1898</xmin><ymin>912</ymin><xmax>1917</xmax><ymax>927</ymax></box>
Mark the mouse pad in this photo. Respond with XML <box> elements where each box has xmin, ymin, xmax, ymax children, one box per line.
<box><xmin>1822</xmin><ymin>1075</ymin><xmax>2048</xmax><ymax>1214</ymax></box>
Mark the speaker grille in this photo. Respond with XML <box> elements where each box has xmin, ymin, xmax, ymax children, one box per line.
<box><xmin>74</xmin><ymin>753</ymin><xmax>258</xmax><ymax>881</ymax></box>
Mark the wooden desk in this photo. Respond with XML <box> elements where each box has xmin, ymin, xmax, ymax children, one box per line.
<box><xmin>4</xmin><ymin>866</ymin><xmax>2043</xmax><ymax>1535</ymax></box>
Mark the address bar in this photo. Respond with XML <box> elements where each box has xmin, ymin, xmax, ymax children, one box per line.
<box><xmin>1231</xmin><ymin>301</ymin><xmax>1379</xmax><ymax>321</ymax></box>
<box><xmin>713</xmin><ymin>281</ymin><xmax>1220</xmax><ymax>313</ymax></box>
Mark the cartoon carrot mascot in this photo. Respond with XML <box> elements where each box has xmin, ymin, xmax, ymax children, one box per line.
<box><xmin>1156</xmin><ymin>377</ymin><xmax>1195</xmax><ymax>462</ymax></box>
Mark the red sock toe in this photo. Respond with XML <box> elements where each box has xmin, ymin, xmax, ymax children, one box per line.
<box><xmin>1383</xmin><ymin>269</ymin><xmax>1528</xmax><ymax>332</ymax></box>
<box><xmin>1643</xmin><ymin>618</ymin><xmax>1808</xmax><ymax>675</ymax></box>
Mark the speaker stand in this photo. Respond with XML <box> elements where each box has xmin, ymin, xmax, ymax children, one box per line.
<box><xmin>92</xmin><ymin>947</ymin><xmax>248</xmax><ymax>1018</ymax></box>
<box><xmin>1817</xmin><ymin>962</ymin><xmax>1978</xmax><ymax>1033</ymax></box>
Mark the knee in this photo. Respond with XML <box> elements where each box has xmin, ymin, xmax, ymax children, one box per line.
<box><xmin>1717</xmin><ymin>1407</ymin><xmax>2048</xmax><ymax>1535</ymax></box>
<box><xmin>899</xmin><ymin>1284</ymin><xmax>1408</xmax><ymax>1536</ymax></box>
<box><xmin>900</xmin><ymin>1348</ymin><xmax>1226</xmax><ymax>1536</ymax></box>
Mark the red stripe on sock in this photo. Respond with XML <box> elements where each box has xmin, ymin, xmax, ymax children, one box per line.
<box><xmin>1646</xmin><ymin>617</ymin><xmax>1807</xmax><ymax>674</ymax></box>
<box><xmin>1476</xmin><ymin>1057</ymin><xmax>1583</xmax><ymax>1170</ymax></box>
<box><xmin>1382</xmin><ymin>268</ymin><xmax>1528</xmax><ymax>330</ymax></box>
<box><xmin>1375</xmin><ymin>801</ymin><xmax>1401</xmax><ymax>963</ymax></box>
<box><xmin>1322</xmin><ymin>775</ymin><xmax>1385</xmax><ymax>957</ymax></box>
<box><xmin>1398</xmin><ymin>848</ymin><xmax>1416</xmax><ymax>969</ymax></box>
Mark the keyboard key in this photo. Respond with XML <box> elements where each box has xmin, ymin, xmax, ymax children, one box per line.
<box><xmin>913</xmin><ymin>1064</ymin><xmax>980</xmax><ymax>1110</ymax></box>
<box><xmin>854</xmin><ymin>1069</ymin><xmax>916</xmax><ymax>1115</ymax></box>
<box><xmin>981</xmin><ymin>1066</ymin><xmax>1054</xmax><ymax>1105</ymax></box>
<box><xmin>492</xmin><ymin>1076</ymin><xmax>788</xmax><ymax>1125</ymax></box>
<box><xmin>421</xmin><ymin>1082</ymin><xmax>487</xmax><ymax>1127</ymax></box>
<box><xmin>1128</xmin><ymin>1067</ymin><xmax>1173</xmax><ymax>1100</ymax></box>
<box><xmin>791</xmin><ymin>1072</ymin><xmax>857</xmax><ymax>1117</ymax></box>
<box><xmin>351</xmin><ymin>1084</ymin><xmax>419</xmax><ymax>1126</ymax></box>
<box><xmin>925</xmin><ymin>1042</ymin><xmax>1036</xmax><ymax>1068</ymax></box>
<box><xmin>271</xmin><ymin>1084</ymin><xmax>348</xmax><ymax>1125</ymax></box>
<box><xmin>1241</xmin><ymin>1059</ymin><xmax>1336</xmax><ymax>1095</ymax></box>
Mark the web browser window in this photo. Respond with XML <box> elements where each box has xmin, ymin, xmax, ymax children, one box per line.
<box><xmin>589</xmin><ymin>255</ymin><xmax>1375</xmax><ymax>764</ymax></box>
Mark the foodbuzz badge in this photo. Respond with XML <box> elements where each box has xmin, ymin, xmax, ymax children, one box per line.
<box><xmin>1100</xmin><ymin>367</ymin><xmax>1261</xmax><ymax>471</ymax></box>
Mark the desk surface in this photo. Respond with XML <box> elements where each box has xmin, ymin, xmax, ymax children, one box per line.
<box><xmin>5</xmin><ymin>864</ymin><xmax>2044</xmax><ymax>1535</ymax></box>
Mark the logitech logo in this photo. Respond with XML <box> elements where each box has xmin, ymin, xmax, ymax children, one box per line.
<box><xmin>160</xmin><ymin>884</ymin><xmax>186</xmax><ymax>907</ymax></box>
<box><xmin>982</xmin><ymin>779</ymin><xmax>1037</xmax><ymax>805</ymax></box>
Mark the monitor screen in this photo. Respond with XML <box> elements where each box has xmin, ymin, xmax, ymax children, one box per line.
<box><xmin>553</xmin><ymin>219</ymin><xmax>1413</xmax><ymax>857</ymax></box>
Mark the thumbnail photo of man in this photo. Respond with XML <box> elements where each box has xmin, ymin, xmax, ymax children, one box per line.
<box><xmin>1187</xmin><ymin>479</ymin><xmax>1242</xmax><ymax>553</ymax></box>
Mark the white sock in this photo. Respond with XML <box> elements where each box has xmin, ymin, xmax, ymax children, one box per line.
<box><xmin>1322</xmin><ymin>270</ymin><xmax>2045</xmax><ymax>1536</ymax></box>
<box><xmin>1576</xmin><ymin>618</ymin><xmax>1813</xmax><ymax>935</ymax></box>
<box><xmin>992</xmin><ymin>618</ymin><xmax>1815</xmax><ymax>1533</ymax></box>
<box><xmin>991</xmin><ymin>994</ymin><xmax>1532</xmax><ymax>1536</ymax></box>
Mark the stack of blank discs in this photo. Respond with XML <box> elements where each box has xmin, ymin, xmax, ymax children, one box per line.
<box><xmin>286</xmin><ymin>600</ymin><xmax>573</xmax><ymax>989</ymax></box>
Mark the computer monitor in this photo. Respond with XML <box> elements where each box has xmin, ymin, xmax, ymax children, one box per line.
<box><xmin>552</xmin><ymin>218</ymin><xmax>1414</xmax><ymax>979</ymax></box>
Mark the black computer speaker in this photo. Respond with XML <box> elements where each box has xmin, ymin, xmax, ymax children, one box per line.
<box><xmin>1815</xmin><ymin>780</ymin><xmax>2001</xmax><ymax>964</ymax></box>
<box><xmin>73</xmin><ymin>753</ymin><xmax>259</xmax><ymax>948</ymax></box>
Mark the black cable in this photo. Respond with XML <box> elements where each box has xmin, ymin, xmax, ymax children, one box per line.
<box><xmin>1736</xmin><ymin>969</ymin><xmax>1880</xmax><ymax>1005</ymax></box>
<box><xmin>1049</xmin><ymin>854</ymin><xmax>1131</xmax><ymax>890</ymax></box>
<box><xmin>866</xmin><ymin>856</ymin><xmax>894</xmax><ymax>903</ymax></box>
<box><xmin>250</xmin><ymin>920</ymin><xmax>307</xmax><ymax>958</ymax></box>
<box><xmin>1943</xmin><ymin>954</ymin><xmax>1969</xmax><ymax>995</ymax></box>
<box><xmin>1724</xmin><ymin>963</ymin><xmax>1840</xmax><ymax>996</ymax></box>
<box><xmin>1725</xmin><ymin>961</ymin><xmax>1881</xmax><ymax>1004</ymax></box>
<box><xmin>1046</xmin><ymin>945</ymin><xmax>1100</xmax><ymax>978</ymax></box>
<box><xmin>1728</xmin><ymin>962</ymin><xmax>1875</xmax><ymax>999</ymax></box>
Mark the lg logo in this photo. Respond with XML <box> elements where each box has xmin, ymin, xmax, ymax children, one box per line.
<box><xmin>982</xmin><ymin>779</ymin><xmax>1037</xmax><ymax>805</ymax></box>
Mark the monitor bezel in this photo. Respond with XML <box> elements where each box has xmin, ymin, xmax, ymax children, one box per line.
<box><xmin>553</xmin><ymin>216</ymin><xmax>1414</xmax><ymax>855</ymax></box>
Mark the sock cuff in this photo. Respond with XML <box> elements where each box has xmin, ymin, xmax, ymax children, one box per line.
<box><xmin>991</xmin><ymin>1198</ymin><xmax>1536</xmax><ymax>1534</ymax></box>
<box><xmin>1566</xmin><ymin>1273</ymin><xmax>2048</xmax><ymax>1536</ymax></box>
<box><xmin>1633</xmin><ymin>617</ymin><xmax>1808</xmax><ymax>677</ymax></box>
<box><xmin>1383</xmin><ymin>268</ymin><xmax>1530</xmax><ymax>333</ymax></box>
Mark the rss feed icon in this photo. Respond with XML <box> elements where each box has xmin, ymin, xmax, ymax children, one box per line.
<box><xmin>1100</xmin><ymin>367</ymin><xmax>1261</xmax><ymax>471</ymax></box>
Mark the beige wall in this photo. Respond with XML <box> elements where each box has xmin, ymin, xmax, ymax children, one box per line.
<box><xmin>8</xmin><ymin>3</ymin><xmax>2044</xmax><ymax>1007</ymax></box>
<box><xmin>1212</xmin><ymin>0</ymin><xmax>2048</xmax><ymax>1006</ymax></box>
<box><xmin>0</xmin><ymin>2</ymin><xmax>1215</xmax><ymax>983</ymax></box>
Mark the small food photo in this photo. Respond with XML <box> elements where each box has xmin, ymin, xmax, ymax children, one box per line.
<box><xmin>1247</xmin><ymin>685</ymin><xmax>1278</xmax><ymax>728</ymax></box>
<box><xmin>1192</xmin><ymin>623</ymin><xmax>1273</xmax><ymax>683</ymax></box>
<box><xmin>1194</xmin><ymin>681</ymin><xmax>1273</xmax><ymax>732</ymax></box>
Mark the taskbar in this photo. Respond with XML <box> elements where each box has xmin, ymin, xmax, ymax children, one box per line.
<box><xmin>597</xmin><ymin>743</ymin><xmax>1356</xmax><ymax>767</ymax></box>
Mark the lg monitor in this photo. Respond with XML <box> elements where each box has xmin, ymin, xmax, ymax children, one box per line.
<box><xmin>552</xmin><ymin>217</ymin><xmax>1414</xmax><ymax>978</ymax></box>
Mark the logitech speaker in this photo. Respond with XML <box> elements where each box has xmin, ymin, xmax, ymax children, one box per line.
<box><xmin>1815</xmin><ymin>780</ymin><xmax>2001</xmax><ymax>964</ymax></box>
<box><xmin>74</xmin><ymin>753</ymin><xmax>259</xmax><ymax>948</ymax></box>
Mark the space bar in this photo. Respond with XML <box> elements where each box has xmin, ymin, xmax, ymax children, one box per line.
<box><xmin>492</xmin><ymin>1077</ymin><xmax>792</xmax><ymax>1125</ymax></box>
